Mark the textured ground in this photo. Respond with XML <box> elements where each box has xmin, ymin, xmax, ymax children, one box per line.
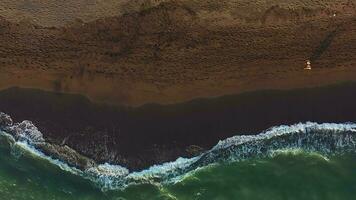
<box><xmin>1</xmin><ymin>0</ymin><xmax>356</xmax><ymax>170</ymax></box>
<box><xmin>0</xmin><ymin>0</ymin><xmax>355</xmax><ymax>106</ymax></box>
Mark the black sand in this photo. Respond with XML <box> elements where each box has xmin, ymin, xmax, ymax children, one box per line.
<box><xmin>1</xmin><ymin>82</ymin><xmax>356</xmax><ymax>171</ymax></box>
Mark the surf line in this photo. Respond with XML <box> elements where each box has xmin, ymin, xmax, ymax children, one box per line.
<box><xmin>1</xmin><ymin>112</ymin><xmax>356</xmax><ymax>191</ymax></box>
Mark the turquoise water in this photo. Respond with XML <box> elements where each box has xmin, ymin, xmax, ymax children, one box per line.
<box><xmin>1</xmin><ymin>121</ymin><xmax>356</xmax><ymax>200</ymax></box>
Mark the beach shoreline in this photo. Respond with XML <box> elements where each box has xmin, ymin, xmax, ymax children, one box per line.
<box><xmin>1</xmin><ymin>1</ymin><xmax>356</xmax><ymax>198</ymax></box>
<box><xmin>1</xmin><ymin>65</ymin><xmax>356</xmax><ymax>107</ymax></box>
<box><xmin>0</xmin><ymin>0</ymin><xmax>356</xmax><ymax>170</ymax></box>
<box><xmin>1</xmin><ymin>82</ymin><xmax>356</xmax><ymax>170</ymax></box>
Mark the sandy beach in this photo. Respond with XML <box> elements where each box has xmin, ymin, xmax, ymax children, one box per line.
<box><xmin>2</xmin><ymin>1</ymin><xmax>356</xmax><ymax>199</ymax></box>
<box><xmin>0</xmin><ymin>1</ymin><xmax>355</xmax><ymax>106</ymax></box>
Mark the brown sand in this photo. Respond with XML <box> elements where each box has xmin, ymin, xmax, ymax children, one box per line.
<box><xmin>0</xmin><ymin>0</ymin><xmax>356</xmax><ymax>107</ymax></box>
<box><xmin>1</xmin><ymin>0</ymin><xmax>356</xmax><ymax>170</ymax></box>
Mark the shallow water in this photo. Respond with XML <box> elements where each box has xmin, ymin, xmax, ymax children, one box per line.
<box><xmin>1</xmin><ymin>120</ymin><xmax>356</xmax><ymax>200</ymax></box>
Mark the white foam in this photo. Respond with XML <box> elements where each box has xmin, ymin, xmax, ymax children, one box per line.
<box><xmin>213</xmin><ymin>122</ymin><xmax>356</xmax><ymax>151</ymax></box>
<box><xmin>194</xmin><ymin>122</ymin><xmax>356</xmax><ymax>168</ymax></box>
<box><xmin>268</xmin><ymin>148</ymin><xmax>331</xmax><ymax>161</ymax></box>
<box><xmin>13</xmin><ymin>139</ymin><xmax>83</xmax><ymax>175</ymax></box>
<box><xmin>127</xmin><ymin>157</ymin><xmax>198</xmax><ymax>183</ymax></box>
<box><xmin>1</xmin><ymin>114</ymin><xmax>356</xmax><ymax>191</ymax></box>
<box><xmin>6</xmin><ymin>120</ymin><xmax>45</xmax><ymax>144</ymax></box>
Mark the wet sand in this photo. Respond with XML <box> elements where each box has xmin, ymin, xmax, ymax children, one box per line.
<box><xmin>1</xmin><ymin>65</ymin><xmax>356</xmax><ymax>107</ymax></box>
<box><xmin>1</xmin><ymin>82</ymin><xmax>356</xmax><ymax>170</ymax></box>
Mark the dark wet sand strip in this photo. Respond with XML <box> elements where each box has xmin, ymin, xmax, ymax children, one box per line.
<box><xmin>1</xmin><ymin>82</ymin><xmax>356</xmax><ymax>170</ymax></box>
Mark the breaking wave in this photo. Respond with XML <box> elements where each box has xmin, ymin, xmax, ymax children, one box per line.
<box><xmin>1</xmin><ymin>112</ymin><xmax>356</xmax><ymax>191</ymax></box>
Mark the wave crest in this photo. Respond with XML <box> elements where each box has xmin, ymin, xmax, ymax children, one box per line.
<box><xmin>1</xmin><ymin>112</ymin><xmax>356</xmax><ymax>191</ymax></box>
<box><xmin>191</xmin><ymin>122</ymin><xmax>356</xmax><ymax>169</ymax></box>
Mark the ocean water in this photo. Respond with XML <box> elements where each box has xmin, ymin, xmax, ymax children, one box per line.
<box><xmin>1</xmin><ymin>118</ymin><xmax>356</xmax><ymax>200</ymax></box>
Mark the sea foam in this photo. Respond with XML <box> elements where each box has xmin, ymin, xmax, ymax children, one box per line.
<box><xmin>1</xmin><ymin>112</ymin><xmax>356</xmax><ymax>191</ymax></box>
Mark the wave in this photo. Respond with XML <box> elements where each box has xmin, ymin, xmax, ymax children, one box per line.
<box><xmin>1</xmin><ymin>112</ymin><xmax>356</xmax><ymax>191</ymax></box>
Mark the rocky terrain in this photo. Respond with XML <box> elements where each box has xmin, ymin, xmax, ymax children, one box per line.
<box><xmin>0</xmin><ymin>0</ymin><xmax>355</xmax><ymax>106</ymax></box>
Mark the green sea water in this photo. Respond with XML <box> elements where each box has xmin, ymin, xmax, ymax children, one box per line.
<box><xmin>1</xmin><ymin>142</ymin><xmax>355</xmax><ymax>200</ymax></box>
